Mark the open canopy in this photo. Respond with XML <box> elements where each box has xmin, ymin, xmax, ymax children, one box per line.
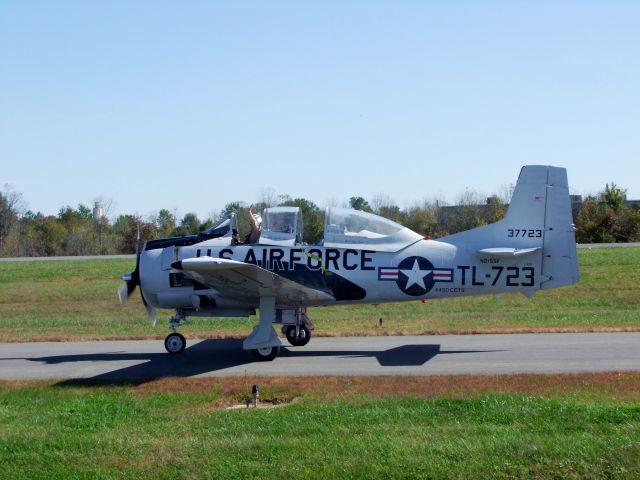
<box><xmin>208</xmin><ymin>206</ymin><xmax>423</xmax><ymax>251</ymax></box>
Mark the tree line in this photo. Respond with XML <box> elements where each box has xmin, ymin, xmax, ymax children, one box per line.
<box><xmin>0</xmin><ymin>183</ymin><xmax>638</xmax><ymax>257</ymax></box>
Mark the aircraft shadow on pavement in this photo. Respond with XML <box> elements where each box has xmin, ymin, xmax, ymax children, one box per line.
<box><xmin>11</xmin><ymin>340</ymin><xmax>503</xmax><ymax>387</ymax></box>
<box><xmin>278</xmin><ymin>344</ymin><xmax>501</xmax><ymax>367</ymax></box>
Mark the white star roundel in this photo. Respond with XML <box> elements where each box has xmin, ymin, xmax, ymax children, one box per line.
<box><xmin>396</xmin><ymin>256</ymin><xmax>436</xmax><ymax>296</ymax></box>
<box><xmin>378</xmin><ymin>256</ymin><xmax>453</xmax><ymax>296</ymax></box>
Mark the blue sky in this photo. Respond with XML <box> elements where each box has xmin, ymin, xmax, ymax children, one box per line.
<box><xmin>1</xmin><ymin>1</ymin><xmax>638</xmax><ymax>220</ymax></box>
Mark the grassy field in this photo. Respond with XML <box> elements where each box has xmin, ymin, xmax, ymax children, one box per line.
<box><xmin>1</xmin><ymin>252</ymin><xmax>639</xmax><ymax>479</ymax></box>
<box><xmin>0</xmin><ymin>247</ymin><xmax>638</xmax><ymax>341</ymax></box>
<box><xmin>1</xmin><ymin>373</ymin><xmax>638</xmax><ymax>479</ymax></box>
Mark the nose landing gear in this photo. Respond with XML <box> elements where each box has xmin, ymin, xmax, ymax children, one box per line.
<box><xmin>165</xmin><ymin>332</ymin><xmax>186</xmax><ymax>354</ymax></box>
<box><xmin>164</xmin><ymin>313</ymin><xmax>188</xmax><ymax>354</ymax></box>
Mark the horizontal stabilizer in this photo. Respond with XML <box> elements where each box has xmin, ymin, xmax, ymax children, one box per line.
<box><xmin>476</xmin><ymin>247</ymin><xmax>541</xmax><ymax>257</ymax></box>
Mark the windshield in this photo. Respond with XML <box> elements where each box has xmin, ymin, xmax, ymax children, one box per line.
<box><xmin>202</xmin><ymin>213</ymin><xmax>237</xmax><ymax>238</ymax></box>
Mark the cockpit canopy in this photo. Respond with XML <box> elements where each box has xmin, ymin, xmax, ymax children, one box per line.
<box><xmin>322</xmin><ymin>207</ymin><xmax>422</xmax><ymax>251</ymax></box>
<box><xmin>259</xmin><ymin>206</ymin><xmax>303</xmax><ymax>246</ymax></box>
<box><xmin>255</xmin><ymin>206</ymin><xmax>421</xmax><ymax>251</ymax></box>
<box><xmin>202</xmin><ymin>206</ymin><xmax>422</xmax><ymax>251</ymax></box>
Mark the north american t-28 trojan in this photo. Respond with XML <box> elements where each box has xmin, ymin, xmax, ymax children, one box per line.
<box><xmin>119</xmin><ymin>165</ymin><xmax>579</xmax><ymax>360</ymax></box>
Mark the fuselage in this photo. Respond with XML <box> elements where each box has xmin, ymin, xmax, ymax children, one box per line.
<box><xmin>121</xmin><ymin>165</ymin><xmax>579</xmax><ymax>360</ymax></box>
<box><xmin>139</xmin><ymin>236</ymin><xmax>542</xmax><ymax>312</ymax></box>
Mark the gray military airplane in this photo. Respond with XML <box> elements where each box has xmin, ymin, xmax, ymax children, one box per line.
<box><xmin>119</xmin><ymin>165</ymin><xmax>579</xmax><ymax>361</ymax></box>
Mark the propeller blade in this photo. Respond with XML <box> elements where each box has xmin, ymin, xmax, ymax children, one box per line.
<box><xmin>146</xmin><ymin>303</ymin><xmax>158</xmax><ymax>327</ymax></box>
<box><xmin>119</xmin><ymin>224</ymin><xmax>154</xmax><ymax>325</ymax></box>
<box><xmin>141</xmin><ymin>293</ymin><xmax>157</xmax><ymax>327</ymax></box>
<box><xmin>135</xmin><ymin>224</ymin><xmax>141</xmax><ymax>267</ymax></box>
<box><xmin>118</xmin><ymin>282</ymin><xmax>130</xmax><ymax>304</ymax></box>
<box><xmin>139</xmin><ymin>285</ymin><xmax>157</xmax><ymax>327</ymax></box>
<box><xmin>117</xmin><ymin>271</ymin><xmax>138</xmax><ymax>304</ymax></box>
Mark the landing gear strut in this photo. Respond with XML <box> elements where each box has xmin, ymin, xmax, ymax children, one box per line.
<box><xmin>244</xmin><ymin>296</ymin><xmax>282</xmax><ymax>361</ymax></box>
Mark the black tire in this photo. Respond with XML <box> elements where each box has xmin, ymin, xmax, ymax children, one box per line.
<box><xmin>251</xmin><ymin>346</ymin><xmax>280</xmax><ymax>361</ymax></box>
<box><xmin>165</xmin><ymin>332</ymin><xmax>186</xmax><ymax>354</ymax></box>
<box><xmin>285</xmin><ymin>324</ymin><xmax>311</xmax><ymax>347</ymax></box>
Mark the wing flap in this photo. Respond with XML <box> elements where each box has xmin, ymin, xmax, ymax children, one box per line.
<box><xmin>172</xmin><ymin>257</ymin><xmax>334</xmax><ymax>306</ymax></box>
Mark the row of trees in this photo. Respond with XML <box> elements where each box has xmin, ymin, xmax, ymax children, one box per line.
<box><xmin>0</xmin><ymin>183</ymin><xmax>638</xmax><ymax>257</ymax></box>
<box><xmin>574</xmin><ymin>183</ymin><xmax>640</xmax><ymax>243</ymax></box>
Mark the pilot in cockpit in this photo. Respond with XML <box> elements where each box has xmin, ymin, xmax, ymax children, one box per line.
<box><xmin>245</xmin><ymin>205</ymin><xmax>262</xmax><ymax>244</ymax></box>
<box><xmin>231</xmin><ymin>228</ymin><xmax>241</xmax><ymax>245</ymax></box>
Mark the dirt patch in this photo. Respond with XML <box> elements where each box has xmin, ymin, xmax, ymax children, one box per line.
<box><xmin>0</xmin><ymin>379</ymin><xmax>54</xmax><ymax>390</ymax></box>
<box><xmin>224</xmin><ymin>396</ymin><xmax>300</xmax><ymax>410</ymax></box>
<box><xmin>127</xmin><ymin>372</ymin><xmax>640</xmax><ymax>403</ymax></box>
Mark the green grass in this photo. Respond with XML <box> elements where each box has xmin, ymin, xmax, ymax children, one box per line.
<box><xmin>0</xmin><ymin>247</ymin><xmax>639</xmax><ymax>341</ymax></box>
<box><xmin>1</xmin><ymin>377</ymin><xmax>639</xmax><ymax>479</ymax></box>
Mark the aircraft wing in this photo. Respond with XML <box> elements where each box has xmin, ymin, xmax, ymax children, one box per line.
<box><xmin>171</xmin><ymin>256</ymin><xmax>334</xmax><ymax>306</ymax></box>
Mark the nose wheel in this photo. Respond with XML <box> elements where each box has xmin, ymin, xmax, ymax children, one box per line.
<box><xmin>165</xmin><ymin>332</ymin><xmax>186</xmax><ymax>354</ymax></box>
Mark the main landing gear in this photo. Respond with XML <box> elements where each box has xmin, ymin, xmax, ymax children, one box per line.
<box><xmin>281</xmin><ymin>308</ymin><xmax>313</xmax><ymax>347</ymax></box>
<box><xmin>243</xmin><ymin>297</ymin><xmax>282</xmax><ymax>361</ymax></box>
<box><xmin>161</xmin><ymin>305</ymin><xmax>314</xmax><ymax>360</ymax></box>
<box><xmin>244</xmin><ymin>301</ymin><xmax>314</xmax><ymax>361</ymax></box>
<box><xmin>284</xmin><ymin>324</ymin><xmax>311</xmax><ymax>347</ymax></box>
<box><xmin>251</xmin><ymin>345</ymin><xmax>280</xmax><ymax>361</ymax></box>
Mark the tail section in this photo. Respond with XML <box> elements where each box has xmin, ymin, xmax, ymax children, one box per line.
<box><xmin>442</xmin><ymin>165</ymin><xmax>579</xmax><ymax>289</ymax></box>
<box><xmin>504</xmin><ymin>166</ymin><xmax>579</xmax><ymax>289</ymax></box>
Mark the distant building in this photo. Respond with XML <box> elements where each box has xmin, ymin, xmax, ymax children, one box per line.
<box><xmin>570</xmin><ymin>195</ymin><xmax>583</xmax><ymax>217</ymax></box>
<box><xmin>93</xmin><ymin>202</ymin><xmax>104</xmax><ymax>220</ymax></box>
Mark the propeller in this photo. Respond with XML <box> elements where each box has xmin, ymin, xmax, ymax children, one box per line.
<box><xmin>118</xmin><ymin>225</ymin><xmax>157</xmax><ymax>327</ymax></box>
<box><xmin>144</xmin><ymin>300</ymin><xmax>158</xmax><ymax>328</ymax></box>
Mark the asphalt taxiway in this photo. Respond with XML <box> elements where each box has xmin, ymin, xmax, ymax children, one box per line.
<box><xmin>0</xmin><ymin>332</ymin><xmax>638</xmax><ymax>380</ymax></box>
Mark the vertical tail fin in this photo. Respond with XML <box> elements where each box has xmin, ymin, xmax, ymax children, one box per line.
<box><xmin>504</xmin><ymin>165</ymin><xmax>579</xmax><ymax>288</ymax></box>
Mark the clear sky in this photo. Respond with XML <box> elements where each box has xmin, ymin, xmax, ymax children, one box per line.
<box><xmin>1</xmin><ymin>1</ymin><xmax>638</xmax><ymax>221</ymax></box>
